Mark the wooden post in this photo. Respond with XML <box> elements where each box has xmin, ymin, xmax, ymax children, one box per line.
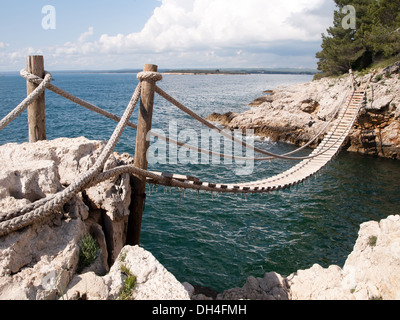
<box><xmin>127</xmin><ymin>64</ymin><xmax>158</xmax><ymax>246</ymax></box>
<box><xmin>27</xmin><ymin>55</ymin><xmax>46</xmax><ymax>142</ymax></box>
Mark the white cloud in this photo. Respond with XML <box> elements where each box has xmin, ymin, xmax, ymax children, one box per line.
<box><xmin>0</xmin><ymin>0</ymin><xmax>334</xmax><ymax>70</ymax></box>
<box><xmin>97</xmin><ymin>0</ymin><xmax>330</xmax><ymax>53</ymax></box>
<box><xmin>78</xmin><ymin>27</ymin><xmax>94</xmax><ymax>43</ymax></box>
<box><xmin>0</xmin><ymin>42</ymin><xmax>7</xmax><ymax>49</ymax></box>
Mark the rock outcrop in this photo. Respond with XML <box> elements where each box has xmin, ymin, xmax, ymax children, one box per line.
<box><xmin>289</xmin><ymin>215</ymin><xmax>400</xmax><ymax>300</ymax></box>
<box><xmin>208</xmin><ymin>63</ymin><xmax>400</xmax><ymax>159</ymax></box>
<box><xmin>216</xmin><ymin>272</ymin><xmax>290</xmax><ymax>300</ymax></box>
<box><xmin>186</xmin><ymin>215</ymin><xmax>400</xmax><ymax>300</ymax></box>
<box><xmin>0</xmin><ymin>137</ymin><xmax>189</xmax><ymax>300</ymax></box>
<box><xmin>66</xmin><ymin>245</ymin><xmax>190</xmax><ymax>300</ymax></box>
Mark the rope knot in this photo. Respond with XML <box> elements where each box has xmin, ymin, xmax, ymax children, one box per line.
<box><xmin>137</xmin><ymin>71</ymin><xmax>163</xmax><ymax>82</ymax></box>
<box><xmin>20</xmin><ymin>69</ymin><xmax>53</xmax><ymax>85</ymax></box>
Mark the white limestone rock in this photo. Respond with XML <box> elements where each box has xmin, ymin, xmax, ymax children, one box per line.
<box><xmin>0</xmin><ymin>137</ymin><xmax>131</xmax><ymax>300</ymax></box>
<box><xmin>218</xmin><ymin>272</ymin><xmax>289</xmax><ymax>300</ymax></box>
<box><xmin>0</xmin><ymin>214</ymin><xmax>87</xmax><ymax>300</ymax></box>
<box><xmin>287</xmin><ymin>215</ymin><xmax>400</xmax><ymax>300</ymax></box>
<box><xmin>342</xmin><ymin>215</ymin><xmax>400</xmax><ymax>300</ymax></box>
<box><xmin>108</xmin><ymin>246</ymin><xmax>190</xmax><ymax>300</ymax></box>
<box><xmin>66</xmin><ymin>245</ymin><xmax>190</xmax><ymax>300</ymax></box>
<box><xmin>287</xmin><ymin>264</ymin><xmax>351</xmax><ymax>300</ymax></box>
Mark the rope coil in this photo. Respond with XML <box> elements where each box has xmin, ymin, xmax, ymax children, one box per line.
<box><xmin>137</xmin><ymin>71</ymin><xmax>163</xmax><ymax>82</ymax></box>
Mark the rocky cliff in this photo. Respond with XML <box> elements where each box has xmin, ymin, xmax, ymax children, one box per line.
<box><xmin>207</xmin><ymin>62</ymin><xmax>400</xmax><ymax>160</ymax></box>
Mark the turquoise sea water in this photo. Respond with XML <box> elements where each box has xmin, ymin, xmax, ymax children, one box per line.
<box><xmin>1</xmin><ymin>72</ymin><xmax>399</xmax><ymax>292</ymax></box>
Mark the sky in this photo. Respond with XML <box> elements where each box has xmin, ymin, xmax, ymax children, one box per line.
<box><xmin>0</xmin><ymin>0</ymin><xmax>336</xmax><ymax>71</ymax></box>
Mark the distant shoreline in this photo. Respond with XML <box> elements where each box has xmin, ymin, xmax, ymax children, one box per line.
<box><xmin>162</xmin><ymin>71</ymin><xmax>249</xmax><ymax>75</ymax></box>
<box><xmin>162</xmin><ymin>69</ymin><xmax>318</xmax><ymax>76</ymax></box>
<box><xmin>0</xmin><ymin>68</ymin><xmax>319</xmax><ymax>76</ymax></box>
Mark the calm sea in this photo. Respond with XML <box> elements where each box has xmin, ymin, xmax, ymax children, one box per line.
<box><xmin>1</xmin><ymin>72</ymin><xmax>399</xmax><ymax>292</ymax></box>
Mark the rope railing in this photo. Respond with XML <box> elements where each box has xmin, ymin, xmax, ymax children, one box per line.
<box><xmin>0</xmin><ymin>76</ymin><xmax>142</xmax><ymax>236</ymax></box>
<box><xmin>1</xmin><ymin>68</ymin><xmax>360</xmax><ymax>168</ymax></box>
<box><xmin>0</xmin><ymin>72</ymin><xmax>52</xmax><ymax>130</ymax></box>
<box><xmin>154</xmin><ymin>75</ymin><xmax>357</xmax><ymax>161</ymax></box>
<box><xmin>0</xmin><ymin>63</ymin><xmax>365</xmax><ymax>237</ymax></box>
<box><xmin>14</xmin><ymin>68</ymin><xmax>355</xmax><ymax>162</ymax></box>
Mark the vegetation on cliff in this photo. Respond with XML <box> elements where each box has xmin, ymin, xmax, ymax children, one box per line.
<box><xmin>316</xmin><ymin>0</ymin><xmax>400</xmax><ymax>77</ymax></box>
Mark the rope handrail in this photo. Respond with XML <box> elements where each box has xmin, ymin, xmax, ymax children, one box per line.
<box><xmin>157</xmin><ymin>70</ymin><xmax>356</xmax><ymax>160</ymax></box>
<box><xmin>17</xmin><ymin>71</ymin><xmax>260</xmax><ymax>161</ymax></box>
<box><xmin>0</xmin><ymin>72</ymin><xmax>52</xmax><ymax>131</ymax></box>
<box><xmin>154</xmin><ymin>78</ymin><xmax>358</xmax><ymax>161</ymax></box>
<box><xmin>15</xmin><ymin>69</ymin><xmax>352</xmax><ymax>162</ymax></box>
<box><xmin>2</xmin><ymin>68</ymin><xmax>360</xmax><ymax>165</ymax></box>
<box><xmin>2</xmin><ymin>68</ymin><xmax>361</xmax><ymax>167</ymax></box>
<box><xmin>0</xmin><ymin>79</ymin><xmax>142</xmax><ymax>235</ymax></box>
<box><xmin>0</xmin><ymin>67</ymin><xmax>366</xmax><ymax>237</ymax></box>
<box><xmin>19</xmin><ymin>69</ymin><xmax>139</xmax><ymax>129</ymax></box>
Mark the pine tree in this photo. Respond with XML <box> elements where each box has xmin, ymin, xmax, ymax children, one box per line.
<box><xmin>316</xmin><ymin>0</ymin><xmax>400</xmax><ymax>77</ymax></box>
<box><xmin>366</xmin><ymin>0</ymin><xmax>400</xmax><ymax>58</ymax></box>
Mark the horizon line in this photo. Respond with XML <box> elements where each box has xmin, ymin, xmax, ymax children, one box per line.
<box><xmin>0</xmin><ymin>66</ymin><xmax>319</xmax><ymax>75</ymax></box>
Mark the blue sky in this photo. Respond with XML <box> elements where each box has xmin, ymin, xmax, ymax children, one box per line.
<box><xmin>0</xmin><ymin>0</ymin><xmax>336</xmax><ymax>71</ymax></box>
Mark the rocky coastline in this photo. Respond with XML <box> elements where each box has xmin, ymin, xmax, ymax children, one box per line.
<box><xmin>187</xmin><ymin>214</ymin><xmax>400</xmax><ymax>300</ymax></box>
<box><xmin>207</xmin><ymin>62</ymin><xmax>400</xmax><ymax>160</ymax></box>
<box><xmin>0</xmin><ymin>137</ymin><xmax>399</xmax><ymax>300</ymax></box>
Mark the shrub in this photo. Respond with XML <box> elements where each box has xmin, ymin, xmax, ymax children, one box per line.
<box><xmin>78</xmin><ymin>234</ymin><xmax>99</xmax><ymax>273</ymax></box>
<box><xmin>368</xmin><ymin>236</ymin><xmax>378</xmax><ymax>247</ymax></box>
<box><xmin>119</xmin><ymin>263</ymin><xmax>137</xmax><ymax>300</ymax></box>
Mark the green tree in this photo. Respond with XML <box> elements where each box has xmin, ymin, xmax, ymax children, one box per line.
<box><xmin>316</xmin><ymin>0</ymin><xmax>400</xmax><ymax>77</ymax></box>
<box><xmin>365</xmin><ymin>0</ymin><xmax>400</xmax><ymax>58</ymax></box>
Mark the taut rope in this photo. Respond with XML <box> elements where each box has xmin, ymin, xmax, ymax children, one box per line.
<box><xmin>0</xmin><ymin>68</ymin><xmax>365</xmax><ymax>236</ymax></box>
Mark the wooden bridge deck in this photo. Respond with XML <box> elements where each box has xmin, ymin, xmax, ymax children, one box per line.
<box><xmin>147</xmin><ymin>90</ymin><xmax>366</xmax><ymax>193</ymax></box>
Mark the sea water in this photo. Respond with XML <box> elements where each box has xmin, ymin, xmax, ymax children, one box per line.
<box><xmin>1</xmin><ymin>72</ymin><xmax>399</xmax><ymax>292</ymax></box>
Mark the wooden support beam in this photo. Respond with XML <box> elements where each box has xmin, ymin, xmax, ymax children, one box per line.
<box><xmin>27</xmin><ymin>55</ymin><xmax>46</xmax><ymax>142</ymax></box>
<box><xmin>127</xmin><ymin>64</ymin><xmax>158</xmax><ymax>246</ymax></box>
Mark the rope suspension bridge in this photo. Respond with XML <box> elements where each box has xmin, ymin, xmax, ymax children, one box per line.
<box><xmin>0</xmin><ymin>56</ymin><xmax>369</xmax><ymax>242</ymax></box>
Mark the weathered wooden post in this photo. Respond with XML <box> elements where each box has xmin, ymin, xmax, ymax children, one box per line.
<box><xmin>127</xmin><ymin>64</ymin><xmax>158</xmax><ymax>245</ymax></box>
<box><xmin>26</xmin><ymin>55</ymin><xmax>46</xmax><ymax>142</ymax></box>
